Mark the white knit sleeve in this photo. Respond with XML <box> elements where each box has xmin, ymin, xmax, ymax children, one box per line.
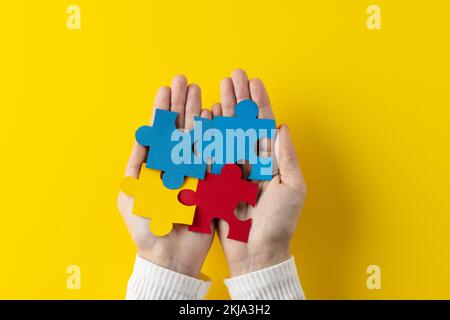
<box><xmin>125</xmin><ymin>255</ymin><xmax>211</xmax><ymax>300</ymax></box>
<box><xmin>224</xmin><ymin>257</ymin><xmax>305</xmax><ymax>300</ymax></box>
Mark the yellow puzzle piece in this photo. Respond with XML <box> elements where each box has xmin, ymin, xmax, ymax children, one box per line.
<box><xmin>120</xmin><ymin>164</ymin><xmax>197</xmax><ymax>236</ymax></box>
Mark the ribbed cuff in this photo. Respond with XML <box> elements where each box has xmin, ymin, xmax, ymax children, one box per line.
<box><xmin>224</xmin><ymin>257</ymin><xmax>305</xmax><ymax>300</ymax></box>
<box><xmin>125</xmin><ymin>255</ymin><xmax>211</xmax><ymax>300</ymax></box>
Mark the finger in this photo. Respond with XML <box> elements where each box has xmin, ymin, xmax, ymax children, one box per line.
<box><xmin>200</xmin><ymin>108</ymin><xmax>212</xmax><ymax>120</ymax></box>
<box><xmin>185</xmin><ymin>84</ymin><xmax>202</xmax><ymax>130</ymax></box>
<box><xmin>170</xmin><ymin>75</ymin><xmax>188</xmax><ymax>128</ymax></box>
<box><xmin>210</xmin><ymin>103</ymin><xmax>221</xmax><ymax>173</ymax></box>
<box><xmin>150</xmin><ymin>86</ymin><xmax>171</xmax><ymax>124</ymax></box>
<box><xmin>249</xmin><ymin>78</ymin><xmax>275</xmax><ymax>163</ymax></box>
<box><xmin>211</xmin><ymin>103</ymin><xmax>223</xmax><ymax>117</ymax></box>
<box><xmin>249</xmin><ymin>78</ymin><xmax>274</xmax><ymax>119</ymax></box>
<box><xmin>127</xmin><ymin>86</ymin><xmax>171</xmax><ymax>178</ymax></box>
<box><xmin>200</xmin><ymin>109</ymin><xmax>213</xmax><ymax>172</ymax></box>
<box><xmin>231</xmin><ymin>69</ymin><xmax>251</xmax><ymax>103</ymax></box>
<box><xmin>220</xmin><ymin>78</ymin><xmax>236</xmax><ymax>116</ymax></box>
<box><xmin>275</xmin><ymin>124</ymin><xmax>306</xmax><ymax>193</ymax></box>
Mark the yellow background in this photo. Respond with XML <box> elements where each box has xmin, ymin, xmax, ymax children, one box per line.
<box><xmin>1</xmin><ymin>0</ymin><xmax>449</xmax><ymax>299</ymax></box>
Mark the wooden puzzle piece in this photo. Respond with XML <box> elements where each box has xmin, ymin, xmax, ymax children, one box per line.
<box><xmin>211</xmin><ymin>100</ymin><xmax>276</xmax><ymax>181</ymax></box>
<box><xmin>120</xmin><ymin>164</ymin><xmax>197</xmax><ymax>236</ymax></box>
<box><xmin>178</xmin><ymin>164</ymin><xmax>258</xmax><ymax>242</ymax></box>
<box><xmin>136</xmin><ymin>109</ymin><xmax>212</xmax><ymax>190</ymax></box>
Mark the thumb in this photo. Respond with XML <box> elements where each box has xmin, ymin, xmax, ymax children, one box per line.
<box><xmin>125</xmin><ymin>142</ymin><xmax>147</xmax><ymax>178</ymax></box>
<box><xmin>275</xmin><ymin>124</ymin><xmax>306</xmax><ymax>193</ymax></box>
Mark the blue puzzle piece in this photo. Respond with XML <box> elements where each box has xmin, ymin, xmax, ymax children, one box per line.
<box><xmin>136</xmin><ymin>109</ymin><xmax>212</xmax><ymax>189</ymax></box>
<box><xmin>211</xmin><ymin>100</ymin><xmax>275</xmax><ymax>180</ymax></box>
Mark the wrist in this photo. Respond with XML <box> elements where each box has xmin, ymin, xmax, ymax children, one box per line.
<box><xmin>227</xmin><ymin>247</ymin><xmax>291</xmax><ymax>277</ymax></box>
<box><xmin>138</xmin><ymin>248</ymin><xmax>202</xmax><ymax>278</ymax></box>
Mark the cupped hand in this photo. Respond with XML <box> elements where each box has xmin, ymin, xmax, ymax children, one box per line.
<box><xmin>213</xmin><ymin>69</ymin><xmax>307</xmax><ymax>277</ymax></box>
<box><xmin>117</xmin><ymin>75</ymin><xmax>214</xmax><ymax>278</ymax></box>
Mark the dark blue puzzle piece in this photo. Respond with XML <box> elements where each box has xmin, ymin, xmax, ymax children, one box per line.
<box><xmin>211</xmin><ymin>100</ymin><xmax>275</xmax><ymax>180</ymax></box>
<box><xmin>136</xmin><ymin>109</ymin><xmax>212</xmax><ymax>189</ymax></box>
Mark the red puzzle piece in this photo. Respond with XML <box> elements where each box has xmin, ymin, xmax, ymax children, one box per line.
<box><xmin>178</xmin><ymin>164</ymin><xmax>258</xmax><ymax>242</ymax></box>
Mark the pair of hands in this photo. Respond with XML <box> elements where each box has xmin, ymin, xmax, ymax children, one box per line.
<box><xmin>117</xmin><ymin>69</ymin><xmax>307</xmax><ymax>278</ymax></box>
